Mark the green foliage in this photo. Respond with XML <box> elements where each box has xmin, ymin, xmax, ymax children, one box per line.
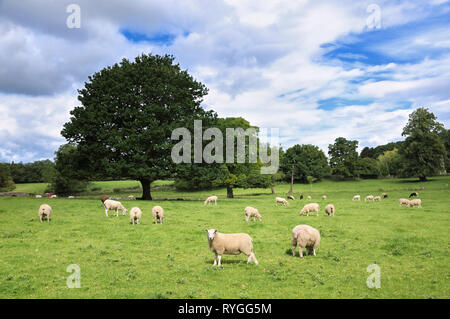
<box><xmin>360</xmin><ymin>141</ymin><xmax>404</xmax><ymax>159</ymax></box>
<box><xmin>439</xmin><ymin>129</ymin><xmax>450</xmax><ymax>172</ymax></box>
<box><xmin>377</xmin><ymin>148</ymin><xmax>404</xmax><ymax>177</ymax></box>
<box><xmin>399</xmin><ymin>108</ymin><xmax>447</xmax><ymax>181</ymax></box>
<box><xmin>281</xmin><ymin>144</ymin><xmax>330</xmax><ymax>183</ymax></box>
<box><xmin>61</xmin><ymin>53</ymin><xmax>215</xmax><ymax>199</ymax></box>
<box><xmin>328</xmin><ymin>137</ymin><xmax>359</xmax><ymax>178</ymax></box>
<box><xmin>6</xmin><ymin>160</ymin><xmax>56</xmax><ymax>183</ymax></box>
<box><xmin>0</xmin><ymin>165</ymin><xmax>15</xmax><ymax>192</ymax></box>
<box><xmin>355</xmin><ymin>157</ymin><xmax>379</xmax><ymax>179</ymax></box>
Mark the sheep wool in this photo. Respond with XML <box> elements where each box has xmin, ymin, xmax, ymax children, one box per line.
<box><xmin>103</xmin><ymin>199</ymin><xmax>127</xmax><ymax>217</ymax></box>
<box><xmin>408</xmin><ymin>199</ymin><xmax>422</xmax><ymax>208</ymax></box>
<box><xmin>204</xmin><ymin>196</ymin><xmax>218</xmax><ymax>206</ymax></box>
<box><xmin>129</xmin><ymin>207</ymin><xmax>143</xmax><ymax>225</ymax></box>
<box><xmin>244</xmin><ymin>206</ymin><xmax>262</xmax><ymax>222</ymax></box>
<box><xmin>291</xmin><ymin>225</ymin><xmax>320</xmax><ymax>258</ymax></box>
<box><xmin>399</xmin><ymin>198</ymin><xmax>410</xmax><ymax>206</ymax></box>
<box><xmin>300</xmin><ymin>203</ymin><xmax>319</xmax><ymax>216</ymax></box>
<box><xmin>365</xmin><ymin>195</ymin><xmax>374</xmax><ymax>202</ymax></box>
<box><xmin>352</xmin><ymin>195</ymin><xmax>361</xmax><ymax>201</ymax></box>
<box><xmin>275</xmin><ymin>197</ymin><xmax>289</xmax><ymax>206</ymax></box>
<box><xmin>322</xmin><ymin>195</ymin><xmax>327</xmax><ymax>200</ymax></box>
<box><xmin>325</xmin><ymin>204</ymin><xmax>335</xmax><ymax>216</ymax></box>
<box><xmin>152</xmin><ymin>205</ymin><xmax>164</xmax><ymax>224</ymax></box>
<box><xmin>38</xmin><ymin>204</ymin><xmax>52</xmax><ymax>223</ymax></box>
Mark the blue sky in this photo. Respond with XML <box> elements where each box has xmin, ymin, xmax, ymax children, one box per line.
<box><xmin>0</xmin><ymin>0</ymin><xmax>449</xmax><ymax>162</ymax></box>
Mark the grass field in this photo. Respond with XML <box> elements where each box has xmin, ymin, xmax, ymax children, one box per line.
<box><xmin>0</xmin><ymin>177</ymin><xmax>449</xmax><ymax>298</ymax></box>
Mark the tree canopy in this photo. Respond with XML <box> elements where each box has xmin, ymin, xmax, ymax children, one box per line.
<box><xmin>328</xmin><ymin>137</ymin><xmax>359</xmax><ymax>178</ymax></box>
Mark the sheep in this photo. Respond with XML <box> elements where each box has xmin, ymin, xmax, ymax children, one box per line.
<box><xmin>365</xmin><ymin>195</ymin><xmax>374</xmax><ymax>202</ymax></box>
<box><xmin>129</xmin><ymin>207</ymin><xmax>143</xmax><ymax>225</ymax></box>
<box><xmin>287</xmin><ymin>195</ymin><xmax>295</xmax><ymax>200</ymax></box>
<box><xmin>244</xmin><ymin>206</ymin><xmax>262</xmax><ymax>222</ymax></box>
<box><xmin>307</xmin><ymin>195</ymin><xmax>312</xmax><ymax>201</ymax></box>
<box><xmin>299</xmin><ymin>194</ymin><xmax>304</xmax><ymax>200</ymax></box>
<box><xmin>204</xmin><ymin>195</ymin><xmax>218</xmax><ymax>206</ymax></box>
<box><xmin>291</xmin><ymin>225</ymin><xmax>320</xmax><ymax>258</ymax></box>
<box><xmin>399</xmin><ymin>198</ymin><xmax>410</xmax><ymax>206</ymax></box>
<box><xmin>408</xmin><ymin>199</ymin><xmax>422</xmax><ymax>208</ymax></box>
<box><xmin>35</xmin><ymin>195</ymin><xmax>42</xmax><ymax>198</ymax></box>
<box><xmin>103</xmin><ymin>199</ymin><xmax>127</xmax><ymax>217</ymax></box>
<box><xmin>38</xmin><ymin>204</ymin><xmax>52</xmax><ymax>223</ymax></box>
<box><xmin>152</xmin><ymin>205</ymin><xmax>164</xmax><ymax>224</ymax></box>
<box><xmin>50</xmin><ymin>194</ymin><xmax>57</xmax><ymax>198</ymax></box>
<box><xmin>128</xmin><ymin>195</ymin><xmax>136</xmax><ymax>200</ymax></box>
<box><xmin>373</xmin><ymin>196</ymin><xmax>381</xmax><ymax>201</ymax></box>
<box><xmin>409</xmin><ymin>192</ymin><xmax>419</xmax><ymax>198</ymax></box>
<box><xmin>352</xmin><ymin>195</ymin><xmax>361</xmax><ymax>201</ymax></box>
<box><xmin>100</xmin><ymin>195</ymin><xmax>110</xmax><ymax>203</ymax></box>
<box><xmin>205</xmin><ymin>229</ymin><xmax>258</xmax><ymax>267</ymax></box>
<box><xmin>300</xmin><ymin>203</ymin><xmax>319</xmax><ymax>216</ymax></box>
<box><xmin>68</xmin><ymin>196</ymin><xmax>75</xmax><ymax>199</ymax></box>
<box><xmin>325</xmin><ymin>204</ymin><xmax>335</xmax><ymax>216</ymax></box>
<box><xmin>381</xmin><ymin>193</ymin><xmax>388</xmax><ymax>198</ymax></box>
<box><xmin>322</xmin><ymin>195</ymin><xmax>327</xmax><ymax>200</ymax></box>
<box><xmin>275</xmin><ymin>197</ymin><xmax>289</xmax><ymax>206</ymax></box>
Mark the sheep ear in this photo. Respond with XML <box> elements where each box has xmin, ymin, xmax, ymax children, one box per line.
<box><xmin>205</xmin><ymin>229</ymin><xmax>208</xmax><ymax>232</ymax></box>
<box><xmin>214</xmin><ymin>229</ymin><xmax>217</xmax><ymax>233</ymax></box>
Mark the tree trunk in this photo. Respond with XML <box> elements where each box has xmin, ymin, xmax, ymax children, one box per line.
<box><xmin>140</xmin><ymin>179</ymin><xmax>152</xmax><ymax>200</ymax></box>
<box><xmin>271</xmin><ymin>186</ymin><xmax>275</xmax><ymax>194</ymax></box>
<box><xmin>227</xmin><ymin>185</ymin><xmax>234</xmax><ymax>198</ymax></box>
<box><xmin>289</xmin><ymin>164</ymin><xmax>294</xmax><ymax>194</ymax></box>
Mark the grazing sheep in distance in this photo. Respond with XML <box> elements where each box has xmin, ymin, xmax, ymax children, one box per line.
<box><xmin>325</xmin><ymin>204</ymin><xmax>335</xmax><ymax>216</ymax></box>
<box><xmin>50</xmin><ymin>194</ymin><xmax>57</xmax><ymax>198</ymax></box>
<box><xmin>322</xmin><ymin>195</ymin><xmax>327</xmax><ymax>200</ymax></box>
<box><xmin>399</xmin><ymin>198</ymin><xmax>410</xmax><ymax>206</ymax></box>
<box><xmin>307</xmin><ymin>195</ymin><xmax>312</xmax><ymax>201</ymax></box>
<box><xmin>287</xmin><ymin>195</ymin><xmax>295</xmax><ymax>200</ymax></box>
<box><xmin>352</xmin><ymin>195</ymin><xmax>361</xmax><ymax>201</ymax></box>
<box><xmin>409</xmin><ymin>192</ymin><xmax>419</xmax><ymax>198</ymax></box>
<box><xmin>299</xmin><ymin>194</ymin><xmax>304</xmax><ymax>200</ymax></box>
<box><xmin>381</xmin><ymin>193</ymin><xmax>388</xmax><ymax>198</ymax></box>
<box><xmin>35</xmin><ymin>195</ymin><xmax>42</xmax><ymax>198</ymax></box>
<box><xmin>68</xmin><ymin>196</ymin><xmax>75</xmax><ymax>199</ymax></box>
<box><xmin>129</xmin><ymin>207</ymin><xmax>142</xmax><ymax>225</ymax></box>
<box><xmin>244</xmin><ymin>206</ymin><xmax>262</xmax><ymax>222</ymax></box>
<box><xmin>204</xmin><ymin>195</ymin><xmax>218</xmax><ymax>206</ymax></box>
<box><xmin>205</xmin><ymin>229</ymin><xmax>258</xmax><ymax>267</ymax></box>
<box><xmin>128</xmin><ymin>195</ymin><xmax>136</xmax><ymax>200</ymax></box>
<box><xmin>275</xmin><ymin>197</ymin><xmax>289</xmax><ymax>206</ymax></box>
<box><xmin>373</xmin><ymin>196</ymin><xmax>381</xmax><ymax>201</ymax></box>
<box><xmin>38</xmin><ymin>204</ymin><xmax>52</xmax><ymax>223</ymax></box>
<box><xmin>100</xmin><ymin>195</ymin><xmax>110</xmax><ymax>203</ymax></box>
<box><xmin>408</xmin><ymin>199</ymin><xmax>422</xmax><ymax>208</ymax></box>
<box><xmin>152</xmin><ymin>206</ymin><xmax>164</xmax><ymax>224</ymax></box>
<box><xmin>103</xmin><ymin>199</ymin><xmax>127</xmax><ymax>217</ymax></box>
<box><xmin>300</xmin><ymin>203</ymin><xmax>319</xmax><ymax>216</ymax></box>
<box><xmin>365</xmin><ymin>195</ymin><xmax>374</xmax><ymax>202</ymax></box>
<box><xmin>291</xmin><ymin>225</ymin><xmax>320</xmax><ymax>258</ymax></box>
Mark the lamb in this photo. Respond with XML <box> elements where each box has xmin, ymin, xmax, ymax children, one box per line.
<box><xmin>275</xmin><ymin>197</ymin><xmax>289</xmax><ymax>206</ymax></box>
<box><xmin>365</xmin><ymin>195</ymin><xmax>374</xmax><ymax>202</ymax></box>
<box><xmin>128</xmin><ymin>195</ymin><xmax>136</xmax><ymax>200</ymax></box>
<box><xmin>352</xmin><ymin>195</ymin><xmax>361</xmax><ymax>201</ymax></box>
<box><xmin>373</xmin><ymin>196</ymin><xmax>381</xmax><ymax>201</ymax></box>
<box><xmin>291</xmin><ymin>225</ymin><xmax>320</xmax><ymax>258</ymax></box>
<box><xmin>38</xmin><ymin>204</ymin><xmax>52</xmax><ymax>223</ymax></box>
<box><xmin>204</xmin><ymin>195</ymin><xmax>218</xmax><ymax>206</ymax></box>
<box><xmin>399</xmin><ymin>198</ymin><xmax>410</xmax><ymax>206</ymax></box>
<box><xmin>307</xmin><ymin>195</ymin><xmax>312</xmax><ymax>201</ymax></box>
<box><xmin>103</xmin><ymin>199</ymin><xmax>127</xmax><ymax>217</ymax></box>
<box><xmin>205</xmin><ymin>229</ymin><xmax>258</xmax><ymax>267</ymax></box>
<box><xmin>381</xmin><ymin>193</ymin><xmax>388</xmax><ymax>198</ymax></box>
<box><xmin>152</xmin><ymin>205</ymin><xmax>164</xmax><ymax>224</ymax></box>
<box><xmin>129</xmin><ymin>207</ymin><xmax>143</xmax><ymax>225</ymax></box>
<box><xmin>322</xmin><ymin>195</ymin><xmax>327</xmax><ymax>200</ymax></box>
<box><xmin>408</xmin><ymin>198</ymin><xmax>422</xmax><ymax>208</ymax></box>
<box><xmin>244</xmin><ymin>206</ymin><xmax>262</xmax><ymax>222</ymax></box>
<box><xmin>409</xmin><ymin>192</ymin><xmax>419</xmax><ymax>198</ymax></box>
<box><xmin>287</xmin><ymin>195</ymin><xmax>295</xmax><ymax>200</ymax></box>
<box><xmin>325</xmin><ymin>204</ymin><xmax>335</xmax><ymax>216</ymax></box>
<box><xmin>100</xmin><ymin>195</ymin><xmax>110</xmax><ymax>203</ymax></box>
<box><xmin>300</xmin><ymin>203</ymin><xmax>319</xmax><ymax>216</ymax></box>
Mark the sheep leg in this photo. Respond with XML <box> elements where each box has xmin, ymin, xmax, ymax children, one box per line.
<box><xmin>299</xmin><ymin>246</ymin><xmax>303</xmax><ymax>258</ymax></box>
<box><xmin>292</xmin><ymin>245</ymin><xmax>296</xmax><ymax>257</ymax></box>
<box><xmin>313</xmin><ymin>248</ymin><xmax>317</xmax><ymax>256</ymax></box>
<box><xmin>40</xmin><ymin>215</ymin><xmax>42</xmax><ymax>223</ymax></box>
<box><xmin>217</xmin><ymin>255</ymin><xmax>222</xmax><ymax>267</ymax></box>
<box><xmin>105</xmin><ymin>209</ymin><xmax>108</xmax><ymax>217</ymax></box>
<box><xmin>47</xmin><ymin>215</ymin><xmax>50</xmax><ymax>222</ymax></box>
<box><xmin>251</xmin><ymin>253</ymin><xmax>258</xmax><ymax>265</ymax></box>
<box><xmin>213</xmin><ymin>253</ymin><xmax>217</xmax><ymax>266</ymax></box>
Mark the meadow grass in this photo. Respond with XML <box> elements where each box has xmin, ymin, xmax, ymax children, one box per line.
<box><xmin>0</xmin><ymin>177</ymin><xmax>449</xmax><ymax>299</ymax></box>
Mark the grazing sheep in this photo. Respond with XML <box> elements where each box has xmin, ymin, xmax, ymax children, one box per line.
<box><xmin>287</xmin><ymin>195</ymin><xmax>295</xmax><ymax>200</ymax></box>
<box><xmin>291</xmin><ymin>225</ymin><xmax>320</xmax><ymax>258</ymax></box>
<box><xmin>399</xmin><ymin>198</ymin><xmax>410</xmax><ymax>206</ymax></box>
<box><xmin>68</xmin><ymin>196</ymin><xmax>75</xmax><ymax>199</ymax></box>
<box><xmin>244</xmin><ymin>206</ymin><xmax>262</xmax><ymax>222</ymax></box>
<box><xmin>322</xmin><ymin>195</ymin><xmax>327</xmax><ymax>200</ymax></box>
<box><xmin>373</xmin><ymin>196</ymin><xmax>381</xmax><ymax>201</ymax></box>
<box><xmin>300</xmin><ymin>203</ymin><xmax>319</xmax><ymax>217</ymax></box>
<box><xmin>409</xmin><ymin>192</ymin><xmax>419</xmax><ymax>198</ymax></box>
<box><xmin>408</xmin><ymin>199</ymin><xmax>422</xmax><ymax>208</ymax></box>
<box><xmin>204</xmin><ymin>195</ymin><xmax>218</xmax><ymax>206</ymax></box>
<box><xmin>299</xmin><ymin>194</ymin><xmax>304</xmax><ymax>200</ymax></box>
<box><xmin>50</xmin><ymin>194</ymin><xmax>57</xmax><ymax>198</ymax></box>
<box><xmin>381</xmin><ymin>193</ymin><xmax>388</xmax><ymax>198</ymax></box>
<box><xmin>307</xmin><ymin>195</ymin><xmax>312</xmax><ymax>201</ymax></box>
<box><xmin>100</xmin><ymin>195</ymin><xmax>110</xmax><ymax>203</ymax></box>
<box><xmin>128</xmin><ymin>195</ymin><xmax>136</xmax><ymax>200</ymax></box>
<box><xmin>365</xmin><ymin>195</ymin><xmax>374</xmax><ymax>202</ymax></box>
<box><xmin>275</xmin><ymin>197</ymin><xmax>289</xmax><ymax>206</ymax></box>
<box><xmin>352</xmin><ymin>195</ymin><xmax>361</xmax><ymax>201</ymax></box>
<box><xmin>129</xmin><ymin>207</ymin><xmax>143</xmax><ymax>225</ymax></box>
<box><xmin>38</xmin><ymin>204</ymin><xmax>52</xmax><ymax>223</ymax></box>
<box><xmin>205</xmin><ymin>229</ymin><xmax>258</xmax><ymax>267</ymax></box>
<box><xmin>35</xmin><ymin>195</ymin><xmax>42</xmax><ymax>198</ymax></box>
<box><xmin>325</xmin><ymin>204</ymin><xmax>335</xmax><ymax>216</ymax></box>
<box><xmin>103</xmin><ymin>199</ymin><xmax>127</xmax><ymax>217</ymax></box>
<box><xmin>152</xmin><ymin>205</ymin><xmax>164</xmax><ymax>224</ymax></box>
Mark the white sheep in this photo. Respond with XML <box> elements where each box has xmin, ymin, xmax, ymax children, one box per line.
<box><xmin>50</xmin><ymin>194</ymin><xmax>57</xmax><ymax>198</ymax></box>
<box><xmin>244</xmin><ymin>206</ymin><xmax>262</xmax><ymax>222</ymax></box>
<box><xmin>68</xmin><ymin>196</ymin><xmax>75</xmax><ymax>199</ymax></box>
<box><xmin>204</xmin><ymin>195</ymin><xmax>218</xmax><ymax>206</ymax></box>
<box><xmin>35</xmin><ymin>194</ymin><xmax>42</xmax><ymax>198</ymax></box>
<box><xmin>365</xmin><ymin>195</ymin><xmax>374</xmax><ymax>202</ymax></box>
<box><xmin>129</xmin><ymin>207</ymin><xmax>143</xmax><ymax>225</ymax></box>
<box><xmin>408</xmin><ymin>199</ymin><xmax>422</xmax><ymax>208</ymax></box>
<box><xmin>38</xmin><ymin>204</ymin><xmax>52</xmax><ymax>223</ymax></box>
<box><xmin>307</xmin><ymin>195</ymin><xmax>312</xmax><ymax>201</ymax></box>
<box><xmin>287</xmin><ymin>195</ymin><xmax>295</xmax><ymax>200</ymax></box>
<box><xmin>152</xmin><ymin>205</ymin><xmax>164</xmax><ymax>224</ymax></box>
<box><xmin>128</xmin><ymin>195</ymin><xmax>136</xmax><ymax>200</ymax></box>
<box><xmin>399</xmin><ymin>198</ymin><xmax>410</xmax><ymax>206</ymax></box>
<box><xmin>352</xmin><ymin>195</ymin><xmax>361</xmax><ymax>201</ymax></box>
<box><xmin>103</xmin><ymin>199</ymin><xmax>127</xmax><ymax>217</ymax></box>
<box><xmin>275</xmin><ymin>197</ymin><xmax>289</xmax><ymax>206</ymax></box>
<box><xmin>325</xmin><ymin>204</ymin><xmax>335</xmax><ymax>216</ymax></box>
<box><xmin>322</xmin><ymin>195</ymin><xmax>327</xmax><ymax>200</ymax></box>
<box><xmin>300</xmin><ymin>203</ymin><xmax>319</xmax><ymax>216</ymax></box>
<box><xmin>373</xmin><ymin>196</ymin><xmax>381</xmax><ymax>201</ymax></box>
<box><xmin>205</xmin><ymin>229</ymin><xmax>258</xmax><ymax>267</ymax></box>
<box><xmin>291</xmin><ymin>225</ymin><xmax>321</xmax><ymax>258</ymax></box>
